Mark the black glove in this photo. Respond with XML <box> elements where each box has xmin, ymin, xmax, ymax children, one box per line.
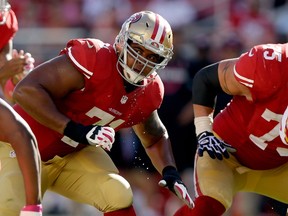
<box><xmin>63</xmin><ymin>120</ymin><xmax>115</xmax><ymax>151</ymax></box>
<box><xmin>158</xmin><ymin>166</ymin><xmax>194</xmax><ymax>208</ymax></box>
<box><xmin>197</xmin><ymin>131</ymin><xmax>236</xmax><ymax>160</ymax></box>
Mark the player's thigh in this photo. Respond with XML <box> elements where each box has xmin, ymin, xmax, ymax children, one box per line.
<box><xmin>0</xmin><ymin>142</ymin><xmax>25</xmax><ymax>216</ymax></box>
<box><xmin>195</xmin><ymin>152</ymin><xmax>235</xmax><ymax>209</ymax></box>
<box><xmin>246</xmin><ymin>162</ymin><xmax>288</xmax><ymax>203</ymax></box>
<box><xmin>50</xmin><ymin>146</ymin><xmax>133</xmax><ymax>212</ymax></box>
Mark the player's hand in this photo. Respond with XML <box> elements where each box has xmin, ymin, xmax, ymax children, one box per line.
<box><xmin>86</xmin><ymin>126</ymin><xmax>115</xmax><ymax>151</ymax></box>
<box><xmin>158</xmin><ymin>166</ymin><xmax>194</xmax><ymax>208</ymax></box>
<box><xmin>197</xmin><ymin>131</ymin><xmax>236</xmax><ymax>160</ymax></box>
<box><xmin>63</xmin><ymin>120</ymin><xmax>115</xmax><ymax>151</ymax></box>
<box><xmin>20</xmin><ymin>204</ymin><xmax>42</xmax><ymax>216</ymax></box>
<box><xmin>12</xmin><ymin>49</ymin><xmax>35</xmax><ymax>74</ymax></box>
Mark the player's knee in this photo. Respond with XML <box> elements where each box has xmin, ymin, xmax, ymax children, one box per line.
<box><xmin>100</xmin><ymin>173</ymin><xmax>133</xmax><ymax>212</ymax></box>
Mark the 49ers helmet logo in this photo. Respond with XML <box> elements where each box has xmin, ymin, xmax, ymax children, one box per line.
<box><xmin>128</xmin><ymin>13</ymin><xmax>142</xmax><ymax>24</ymax></box>
<box><xmin>151</xmin><ymin>41</ymin><xmax>160</xmax><ymax>48</ymax></box>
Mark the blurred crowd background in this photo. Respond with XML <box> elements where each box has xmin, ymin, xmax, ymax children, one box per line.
<box><xmin>9</xmin><ymin>0</ymin><xmax>288</xmax><ymax>215</ymax></box>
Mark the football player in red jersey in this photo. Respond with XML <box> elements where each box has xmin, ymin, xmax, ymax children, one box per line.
<box><xmin>11</xmin><ymin>11</ymin><xmax>193</xmax><ymax>216</ymax></box>
<box><xmin>174</xmin><ymin>43</ymin><xmax>288</xmax><ymax>216</ymax></box>
<box><xmin>0</xmin><ymin>1</ymin><xmax>42</xmax><ymax>216</ymax></box>
<box><xmin>0</xmin><ymin>0</ymin><xmax>34</xmax><ymax>104</ymax></box>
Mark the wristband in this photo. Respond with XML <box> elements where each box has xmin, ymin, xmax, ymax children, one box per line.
<box><xmin>162</xmin><ymin>166</ymin><xmax>180</xmax><ymax>178</ymax></box>
<box><xmin>63</xmin><ymin>120</ymin><xmax>94</xmax><ymax>144</ymax></box>
<box><xmin>21</xmin><ymin>204</ymin><xmax>42</xmax><ymax>212</ymax></box>
<box><xmin>194</xmin><ymin>116</ymin><xmax>213</xmax><ymax>136</ymax></box>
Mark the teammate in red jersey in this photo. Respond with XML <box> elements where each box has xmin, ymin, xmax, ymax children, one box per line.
<box><xmin>11</xmin><ymin>11</ymin><xmax>193</xmax><ymax>216</ymax></box>
<box><xmin>174</xmin><ymin>43</ymin><xmax>288</xmax><ymax>216</ymax></box>
<box><xmin>0</xmin><ymin>1</ymin><xmax>42</xmax><ymax>216</ymax></box>
<box><xmin>0</xmin><ymin>0</ymin><xmax>34</xmax><ymax>104</ymax></box>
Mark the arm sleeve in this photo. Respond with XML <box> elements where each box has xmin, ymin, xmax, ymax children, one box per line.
<box><xmin>192</xmin><ymin>62</ymin><xmax>224</xmax><ymax>108</ymax></box>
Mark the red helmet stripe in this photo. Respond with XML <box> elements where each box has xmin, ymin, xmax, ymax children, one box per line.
<box><xmin>159</xmin><ymin>25</ymin><xmax>166</xmax><ymax>43</ymax></box>
<box><xmin>151</xmin><ymin>13</ymin><xmax>167</xmax><ymax>44</ymax></box>
<box><xmin>151</xmin><ymin>14</ymin><xmax>159</xmax><ymax>40</ymax></box>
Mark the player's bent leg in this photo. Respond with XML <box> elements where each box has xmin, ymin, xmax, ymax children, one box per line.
<box><xmin>244</xmin><ymin>162</ymin><xmax>288</xmax><ymax>215</ymax></box>
<box><xmin>99</xmin><ymin>173</ymin><xmax>134</xmax><ymax>212</ymax></box>
<box><xmin>0</xmin><ymin>143</ymin><xmax>25</xmax><ymax>216</ymax></box>
<box><xmin>250</xmin><ymin>162</ymin><xmax>288</xmax><ymax>204</ymax></box>
<box><xmin>194</xmin><ymin>153</ymin><xmax>235</xmax><ymax>212</ymax></box>
<box><xmin>174</xmin><ymin>196</ymin><xmax>225</xmax><ymax>216</ymax></box>
<box><xmin>48</xmin><ymin>146</ymin><xmax>134</xmax><ymax>213</ymax></box>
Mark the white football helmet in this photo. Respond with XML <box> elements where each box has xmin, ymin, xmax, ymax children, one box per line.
<box><xmin>114</xmin><ymin>11</ymin><xmax>173</xmax><ymax>86</ymax></box>
<box><xmin>280</xmin><ymin>106</ymin><xmax>288</xmax><ymax>145</ymax></box>
<box><xmin>0</xmin><ymin>0</ymin><xmax>10</xmax><ymax>25</ymax></box>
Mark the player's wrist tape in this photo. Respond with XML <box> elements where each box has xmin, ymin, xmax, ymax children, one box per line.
<box><xmin>63</xmin><ymin>120</ymin><xmax>94</xmax><ymax>145</ymax></box>
<box><xmin>21</xmin><ymin>204</ymin><xmax>42</xmax><ymax>212</ymax></box>
<box><xmin>162</xmin><ymin>166</ymin><xmax>181</xmax><ymax>179</ymax></box>
<box><xmin>194</xmin><ymin>116</ymin><xmax>213</xmax><ymax>136</ymax></box>
<box><xmin>162</xmin><ymin>166</ymin><xmax>182</xmax><ymax>190</ymax></box>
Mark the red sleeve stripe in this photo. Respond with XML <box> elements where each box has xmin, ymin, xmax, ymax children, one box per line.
<box><xmin>67</xmin><ymin>47</ymin><xmax>93</xmax><ymax>79</ymax></box>
<box><xmin>151</xmin><ymin>14</ymin><xmax>166</xmax><ymax>43</ymax></box>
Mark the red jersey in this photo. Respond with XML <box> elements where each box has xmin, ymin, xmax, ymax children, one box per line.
<box><xmin>214</xmin><ymin>43</ymin><xmax>288</xmax><ymax>170</ymax></box>
<box><xmin>14</xmin><ymin>38</ymin><xmax>164</xmax><ymax>161</ymax></box>
<box><xmin>0</xmin><ymin>9</ymin><xmax>18</xmax><ymax>49</ymax></box>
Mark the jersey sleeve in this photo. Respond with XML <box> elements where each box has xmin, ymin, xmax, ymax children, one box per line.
<box><xmin>60</xmin><ymin>39</ymin><xmax>98</xmax><ymax>80</ymax></box>
<box><xmin>234</xmin><ymin>44</ymin><xmax>283</xmax><ymax>101</ymax></box>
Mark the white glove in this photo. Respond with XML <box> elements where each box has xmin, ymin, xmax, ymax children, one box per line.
<box><xmin>23</xmin><ymin>52</ymin><xmax>35</xmax><ymax>74</ymax></box>
<box><xmin>20</xmin><ymin>205</ymin><xmax>42</xmax><ymax>216</ymax></box>
<box><xmin>86</xmin><ymin>126</ymin><xmax>115</xmax><ymax>151</ymax></box>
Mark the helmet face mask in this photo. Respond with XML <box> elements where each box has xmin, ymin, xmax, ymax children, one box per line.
<box><xmin>0</xmin><ymin>0</ymin><xmax>11</xmax><ymax>25</ymax></box>
<box><xmin>114</xmin><ymin>11</ymin><xmax>173</xmax><ymax>87</ymax></box>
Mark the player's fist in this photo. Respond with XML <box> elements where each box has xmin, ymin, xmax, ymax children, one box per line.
<box><xmin>12</xmin><ymin>49</ymin><xmax>35</xmax><ymax>74</ymax></box>
<box><xmin>86</xmin><ymin>126</ymin><xmax>115</xmax><ymax>151</ymax></box>
<box><xmin>63</xmin><ymin>120</ymin><xmax>115</xmax><ymax>151</ymax></box>
<box><xmin>20</xmin><ymin>204</ymin><xmax>42</xmax><ymax>216</ymax></box>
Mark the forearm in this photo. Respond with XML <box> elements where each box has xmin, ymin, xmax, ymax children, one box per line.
<box><xmin>145</xmin><ymin>134</ymin><xmax>176</xmax><ymax>174</ymax></box>
<box><xmin>13</xmin><ymin>85</ymin><xmax>69</xmax><ymax>134</ymax></box>
<box><xmin>17</xmin><ymin>150</ymin><xmax>42</xmax><ymax>205</ymax></box>
<box><xmin>11</xmin><ymin>135</ymin><xmax>41</xmax><ymax>205</ymax></box>
<box><xmin>193</xmin><ymin>104</ymin><xmax>213</xmax><ymax>117</ymax></box>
